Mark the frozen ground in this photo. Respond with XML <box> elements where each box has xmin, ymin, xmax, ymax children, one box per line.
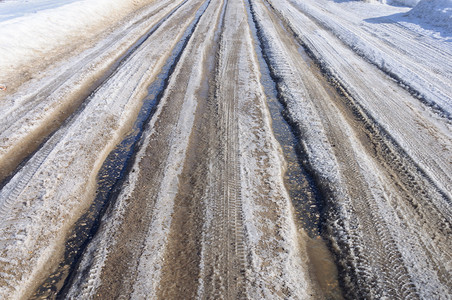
<box><xmin>0</xmin><ymin>0</ymin><xmax>450</xmax><ymax>298</ymax></box>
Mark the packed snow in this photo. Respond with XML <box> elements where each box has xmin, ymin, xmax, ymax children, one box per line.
<box><xmin>0</xmin><ymin>0</ymin><xmax>192</xmax><ymax>298</ymax></box>
<box><xmin>264</xmin><ymin>0</ymin><xmax>452</xmax><ymax>297</ymax></box>
<box><xmin>0</xmin><ymin>0</ymin><xmax>450</xmax><ymax>298</ymax></box>
<box><xmin>375</xmin><ymin>0</ymin><xmax>420</xmax><ymax>7</ymax></box>
<box><xmin>0</xmin><ymin>0</ymin><xmax>154</xmax><ymax>88</ymax></box>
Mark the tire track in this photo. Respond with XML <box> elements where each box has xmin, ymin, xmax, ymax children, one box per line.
<box><xmin>0</xmin><ymin>0</ymin><xmax>187</xmax><ymax>185</ymax></box>
<box><xmin>249</xmin><ymin>0</ymin><xmax>451</xmax><ymax>298</ymax></box>
<box><xmin>265</xmin><ymin>0</ymin><xmax>452</xmax><ymax>221</ymax></box>
<box><xmin>60</xmin><ymin>0</ymin><xmax>217</xmax><ymax>298</ymax></box>
<box><xmin>267</xmin><ymin>0</ymin><xmax>452</xmax><ymax>198</ymax></box>
<box><xmin>0</xmin><ymin>0</ymin><xmax>208</xmax><ymax>298</ymax></box>
<box><xmin>284</xmin><ymin>0</ymin><xmax>452</xmax><ymax>120</ymax></box>
<box><xmin>247</xmin><ymin>2</ymin><xmax>373</xmax><ymax>297</ymax></box>
<box><xmin>0</xmin><ymin>0</ymin><xmax>193</xmax><ymax>249</ymax></box>
<box><xmin>200</xmin><ymin>1</ymin><xmax>247</xmax><ymax>296</ymax></box>
<box><xmin>0</xmin><ymin>0</ymin><xmax>190</xmax><ymax>217</ymax></box>
<box><xmin>266</xmin><ymin>0</ymin><xmax>452</xmax><ymax>232</ymax></box>
<box><xmin>1</xmin><ymin>0</ymin><xmax>450</xmax><ymax>298</ymax></box>
<box><xmin>32</xmin><ymin>0</ymin><xmax>212</xmax><ymax>295</ymax></box>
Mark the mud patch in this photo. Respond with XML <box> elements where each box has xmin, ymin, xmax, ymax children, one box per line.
<box><xmin>245</xmin><ymin>1</ymin><xmax>343</xmax><ymax>298</ymax></box>
<box><xmin>29</xmin><ymin>1</ymin><xmax>210</xmax><ymax>296</ymax></box>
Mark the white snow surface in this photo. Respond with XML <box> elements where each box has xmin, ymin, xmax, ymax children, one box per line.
<box><xmin>0</xmin><ymin>0</ymin><xmax>79</xmax><ymax>22</ymax></box>
<box><xmin>375</xmin><ymin>0</ymin><xmax>420</xmax><ymax>7</ymax></box>
<box><xmin>0</xmin><ymin>0</ymin><xmax>152</xmax><ymax>83</ymax></box>
<box><xmin>286</xmin><ymin>0</ymin><xmax>452</xmax><ymax>116</ymax></box>
<box><xmin>388</xmin><ymin>0</ymin><xmax>420</xmax><ymax>6</ymax></box>
<box><xmin>409</xmin><ymin>0</ymin><xmax>452</xmax><ymax>32</ymax></box>
<box><xmin>279</xmin><ymin>0</ymin><xmax>452</xmax><ymax>196</ymax></box>
<box><xmin>332</xmin><ymin>0</ymin><xmax>419</xmax><ymax>7</ymax></box>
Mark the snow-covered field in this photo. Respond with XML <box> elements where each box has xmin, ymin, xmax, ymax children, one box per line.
<box><xmin>0</xmin><ymin>0</ymin><xmax>451</xmax><ymax>298</ymax></box>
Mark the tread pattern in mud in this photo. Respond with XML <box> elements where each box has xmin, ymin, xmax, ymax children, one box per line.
<box><xmin>0</xmin><ymin>0</ymin><xmax>450</xmax><ymax>299</ymax></box>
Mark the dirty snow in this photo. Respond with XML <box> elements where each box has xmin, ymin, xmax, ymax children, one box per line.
<box><xmin>0</xmin><ymin>0</ymin><xmax>153</xmax><ymax>85</ymax></box>
<box><xmin>0</xmin><ymin>0</ymin><xmax>193</xmax><ymax>298</ymax></box>
<box><xmin>0</xmin><ymin>0</ymin><xmax>450</xmax><ymax>298</ymax></box>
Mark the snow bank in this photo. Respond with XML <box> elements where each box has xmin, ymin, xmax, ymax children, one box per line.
<box><xmin>0</xmin><ymin>0</ymin><xmax>152</xmax><ymax>83</ymax></box>
<box><xmin>0</xmin><ymin>0</ymin><xmax>79</xmax><ymax>22</ymax></box>
<box><xmin>353</xmin><ymin>0</ymin><xmax>419</xmax><ymax>7</ymax></box>
<box><xmin>408</xmin><ymin>0</ymin><xmax>452</xmax><ymax>32</ymax></box>
<box><xmin>387</xmin><ymin>0</ymin><xmax>419</xmax><ymax>7</ymax></box>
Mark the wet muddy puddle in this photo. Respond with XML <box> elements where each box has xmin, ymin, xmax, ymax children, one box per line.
<box><xmin>245</xmin><ymin>1</ymin><xmax>343</xmax><ymax>298</ymax></box>
<box><xmin>30</xmin><ymin>1</ymin><xmax>211</xmax><ymax>298</ymax></box>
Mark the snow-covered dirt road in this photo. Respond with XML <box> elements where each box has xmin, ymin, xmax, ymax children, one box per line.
<box><xmin>0</xmin><ymin>0</ymin><xmax>450</xmax><ymax>299</ymax></box>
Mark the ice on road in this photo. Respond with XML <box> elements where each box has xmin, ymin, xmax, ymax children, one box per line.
<box><xmin>0</xmin><ymin>0</ymin><xmax>450</xmax><ymax>299</ymax></box>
